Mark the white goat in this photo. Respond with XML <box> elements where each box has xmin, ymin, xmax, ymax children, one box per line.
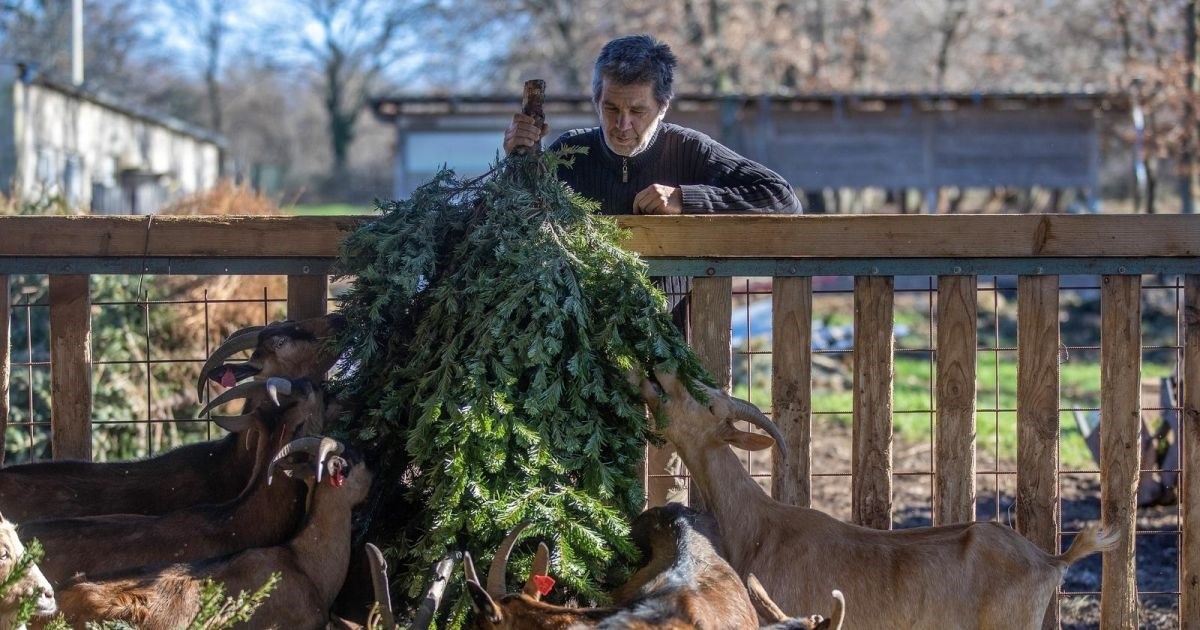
<box><xmin>0</xmin><ymin>514</ymin><xmax>56</xmax><ymax>630</ymax></box>
<box><xmin>636</xmin><ymin>370</ymin><xmax>1118</xmax><ymax>630</ymax></box>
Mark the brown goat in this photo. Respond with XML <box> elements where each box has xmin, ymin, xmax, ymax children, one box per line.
<box><xmin>746</xmin><ymin>575</ymin><xmax>844</xmax><ymax>630</ymax></box>
<box><xmin>464</xmin><ymin>505</ymin><xmax>757</xmax><ymax>630</ymax></box>
<box><xmin>21</xmin><ymin>378</ymin><xmax>318</xmax><ymax>588</ymax></box>
<box><xmin>636</xmin><ymin>370</ymin><xmax>1119</xmax><ymax>630</ymax></box>
<box><xmin>0</xmin><ymin>314</ymin><xmax>344</xmax><ymax>523</ymax></box>
<box><xmin>0</xmin><ymin>514</ymin><xmax>56</xmax><ymax>629</ymax></box>
<box><xmin>53</xmin><ymin>436</ymin><xmax>372</xmax><ymax>630</ymax></box>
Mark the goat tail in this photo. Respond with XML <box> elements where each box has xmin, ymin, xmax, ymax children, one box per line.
<box><xmin>1054</xmin><ymin>523</ymin><xmax>1121</xmax><ymax>568</ymax></box>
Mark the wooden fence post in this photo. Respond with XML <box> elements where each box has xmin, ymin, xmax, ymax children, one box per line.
<box><xmin>1101</xmin><ymin>274</ymin><xmax>1142</xmax><ymax>629</ymax></box>
<box><xmin>772</xmin><ymin>276</ymin><xmax>812</xmax><ymax>506</ymax></box>
<box><xmin>935</xmin><ymin>274</ymin><xmax>977</xmax><ymax>525</ymax></box>
<box><xmin>690</xmin><ymin>276</ymin><xmax>733</xmax><ymax>510</ymax></box>
<box><xmin>853</xmin><ymin>275</ymin><xmax>894</xmax><ymax>529</ymax></box>
<box><xmin>49</xmin><ymin>274</ymin><xmax>92</xmax><ymax>461</ymax></box>
<box><xmin>1017</xmin><ymin>274</ymin><xmax>1061</xmax><ymax>629</ymax></box>
<box><xmin>287</xmin><ymin>275</ymin><xmax>329</xmax><ymax>321</ymax></box>
<box><xmin>1182</xmin><ymin>275</ymin><xmax>1199</xmax><ymax>630</ymax></box>
<box><xmin>0</xmin><ymin>274</ymin><xmax>8</xmax><ymax>465</ymax></box>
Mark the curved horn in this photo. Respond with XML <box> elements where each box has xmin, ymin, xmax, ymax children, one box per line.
<box><xmin>268</xmin><ymin>436</ymin><xmax>331</xmax><ymax>485</ymax></box>
<box><xmin>365</xmin><ymin>543</ymin><xmax>395</xmax><ymax>629</ymax></box>
<box><xmin>315</xmin><ymin>437</ymin><xmax>344</xmax><ymax>483</ymax></box>
<box><xmin>487</xmin><ymin>522</ymin><xmax>531</xmax><ymax>598</ymax></box>
<box><xmin>195</xmin><ymin>328</ymin><xmax>265</xmax><ymax>402</ymax></box>
<box><xmin>198</xmin><ymin>379</ymin><xmax>272</xmax><ymax>418</ymax></box>
<box><xmin>826</xmin><ymin>590</ymin><xmax>845</xmax><ymax>630</ymax></box>
<box><xmin>265</xmin><ymin>377</ymin><xmax>293</xmax><ymax>406</ymax></box>
<box><xmin>746</xmin><ymin>574</ymin><xmax>789</xmax><ymax>623</ymax></box>
<box><xmin>728</xmin><ymin>396</ymin><xmax>789</xmax><ymax>463</ymax></box>
<box><xmin>210</xmin><ymin>413</ymin><xmax>257</xmax><ymax>434</ymax></box>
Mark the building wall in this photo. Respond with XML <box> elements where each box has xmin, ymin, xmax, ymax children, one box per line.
<box><xmin>2</xmin><ymin>70</ymin><xmax>221</xmax><ymax>214</ymax></box>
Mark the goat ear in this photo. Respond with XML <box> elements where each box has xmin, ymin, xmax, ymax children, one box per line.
<box><xmin>521</xmin><ymin>542</ymin><xmax>551</xmax><ymax>600</ymax></box>
<box><xmin>717</xmin><ymin>421</ymin><xmax>776</xmax><ymax>451</ymax></box>
<box><xmin>466</xmin><ymin>580</ymin><xmax>502</xmax><ymax>623</ymax></box>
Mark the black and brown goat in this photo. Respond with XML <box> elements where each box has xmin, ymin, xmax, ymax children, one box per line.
<box><xmin>464</xmin><ymin>504</ymin><xmax>758</xmax><ymax>630</ymax></box>
<box><xmin>0</xmin><ymin>314</ymin><xmax>344</xmax><ymax>523</ymax></box>
<box><xmin>53</xmin><ymin>436</ymin><xmax>372</xmax><ymax>630</ymax></box>
<box><xmin>22</xmin><ymin>378</ymin><xmax>319</xmax><ymax>587</ymax></box>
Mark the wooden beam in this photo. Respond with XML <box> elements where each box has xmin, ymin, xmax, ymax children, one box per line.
<box><xmin>1</xmin><ymin>215</ymin><xmax>1200</xmax><ymax>259</ymax></box>
<box><xmin>286</xmin><ymin>275</ymin><xmax>329</xmax><ymax>321</ymax></box>
<box><xmin>771</xmin><ymin>276</ymin><xmax>812</xmax><ymax>506</ymax></box>
<box><xmin>935</xmin><ymin>275</ymin><xmax>977</xmax><ymax>525</ymax></box>
<box><xmin>49</xmin><ymin>275</ymin><xmax>92</xmax><ymax>461</ymax></box>
<box><xmin>0</xmin><ymin>274</ymin><xmax>8</xmax><ymax>465</ymax></box>
<box><xmin>690</xmin><ymin>276</ymin><xmax>732</xmax><ymax>510</ymax></box>
<box><xmin>1183</xmin><ymin>275</ymin><xmax>1200</xmax><ymax>629</ymax></box>
<box><xmin>852</xmin><ymin>275</ymin><xmax>894</xmax><ymax>529</ymax></box>
<box><xmin>1016</xmin><ymin>274</ymin><xmax>1061</xmax><ymax>630</ymax></box>
<box><xmin>1100</xmin><ymin>274</ymin><xmax>1142</xmax><ymax>629</ymax></box>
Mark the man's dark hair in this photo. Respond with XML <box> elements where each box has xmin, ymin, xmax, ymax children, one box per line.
<box><xmin>592</xmin><ymin>34</ymin><xmax>677</xmax><ymax>108</ymax></box>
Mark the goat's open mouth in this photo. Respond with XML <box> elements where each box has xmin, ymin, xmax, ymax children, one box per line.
<box><xmin>36</xmin><ymin>600</ymin><xmax>58</xmax><ymax>616</ymax></box>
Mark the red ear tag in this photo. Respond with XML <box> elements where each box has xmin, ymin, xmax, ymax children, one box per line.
<box><xmin>220</xmin><ymin>367</ymin><xmax>237</xmax><ymax>388</ymax></box>
<box><xmin>532</xmin><ymin>574</ymin><xmax>555</xmax><ymax>596</ymax></box>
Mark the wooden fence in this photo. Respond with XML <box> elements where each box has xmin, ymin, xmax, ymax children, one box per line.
<box><xmin>1</xmin><ymin>214</ymin><xmax>1199</xmax><ymax>629</ymax></box>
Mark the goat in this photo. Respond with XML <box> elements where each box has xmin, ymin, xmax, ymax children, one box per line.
<box><xmin>0</xmin><ymin>514</ymin><xmax>56</xmax><ymax>630</ymax></box>
<box><xmin>746</xmin><ymin>575</ymin><xmax>843</xmax><ymax>630</ymax></box>
<box><xmin>463</xmin><ymin>504</ymin><xmax>757</xmax><ymax>630</ymax></box>
<box><xmin>21</xmin><ymin>378</ymin><xmax>317</xmax><ymax>587</ymax></box>
<box><xmin>53</xmin><ymin>436</ymin><xmax>372</xmax><ymax>630</ymax></box>
<box><xmin>635</xmin><ymin>369</ymin><xmax>1120</xmax><ymax>630</ymax></box>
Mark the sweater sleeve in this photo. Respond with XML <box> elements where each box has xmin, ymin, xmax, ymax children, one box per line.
<box><xmin>677</xmin><ymin>137</ymin><xmax>802</xmax><ymax>214</ymax></box>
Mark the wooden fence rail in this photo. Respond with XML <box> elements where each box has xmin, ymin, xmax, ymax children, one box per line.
<box><xmin>2</xmin><ymin>214</ymin><xmax>1200</xmax><ymax>629</ymax></box>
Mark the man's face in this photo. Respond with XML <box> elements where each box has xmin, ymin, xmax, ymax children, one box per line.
<box><xmin>596</xmin><ymin>79</ymin><xmax>667</xmax><ymax>157</ymax></box>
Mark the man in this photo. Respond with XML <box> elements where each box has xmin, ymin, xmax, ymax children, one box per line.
<box><xmin>505</xmin><ymin>35</ymin><xmax>801</xmax><ymax>506</ymax></box>
<box><xmin>504</xmin><ymin>34</ymin><xmax>801</xmax><ymax>218</ymax></box>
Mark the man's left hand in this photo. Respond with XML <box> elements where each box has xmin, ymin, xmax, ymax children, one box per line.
<box><xmin>633</xmin><ymin>184</ymin><xmax>683</xmax><ymax>215</ymax></box>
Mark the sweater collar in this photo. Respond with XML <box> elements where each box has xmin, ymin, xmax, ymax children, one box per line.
<box><xmin>596</xmin><ymin>123</ymin><xmax>668</xmax><ymax>171</ymax></box>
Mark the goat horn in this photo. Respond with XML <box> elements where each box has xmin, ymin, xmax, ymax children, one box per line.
<box><xmin>746</xmin><ymin>574</ymin><xmax>789</xmax><ymax>623</ymax></box>
<box><xmin>827</xmin><ymin>590</ymin><xmax>845</xmax><ymax>630</ymax></box>
<box><xmin>316</xmin><ymin>437</ymin><xmax>344</xmax><ymax>483</ymax></box>
<box><xmin>521</xmin><ymin>542</ymin><xmax>550</xmax><ymax>599</ymax></box>
<box><xmin>728</xmin><ymin>395</ymin><xmax>790</xmax><ymax>463</ymax></box>
<box><xmin>463</xmin><ymin>552</ymin><xmax>480</xmax><ymax>585</ymax></box>
<box><xmin>195</xmin><ymin>329</ymin><xmax>264</xmax><ymax>403</ymax></box>
<box><xmin>198</xmin><ymin>379</ymin><xmax>274</xmax><ymax>418</ymax></box>
<box><xmin>265</xmin><ymin>377</ymin><xmax>293</xmax><ymax>406</ymax></box>
<box><xmin>487</xmin><ymin>522</ymin><xmax>531</xmax><ymax>598</ymax></box>
<box><xmin>210</xmin><ymin>413</ymin><xmax>257</xmax><ymax>434</ymax></box>
<box><xmin>269</xmin><ymin>436</ymin><xmax>340</xmax><ymax>485</ymax></box>
<box><xmin>365</xmin><ymin>543</ymin><xmax>395</xmax><ymax>629</ymax></box>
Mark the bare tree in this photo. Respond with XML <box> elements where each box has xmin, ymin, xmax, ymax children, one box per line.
<box><xmin>160</xmin><ymin>0</ymin><xmax>232</xmax><ymax>133</ymax></box>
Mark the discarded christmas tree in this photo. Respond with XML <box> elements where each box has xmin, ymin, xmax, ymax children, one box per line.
<box><xmin>332</xmin><ymin>88</ymin><xmax>710</xmax><ymax>626</ymax></box>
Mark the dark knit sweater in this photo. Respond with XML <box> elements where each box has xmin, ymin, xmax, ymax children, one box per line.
<box><xmin>547</xmin><ymin>123</ymin><xmax>802</xmax><ymax>215</ymax></box>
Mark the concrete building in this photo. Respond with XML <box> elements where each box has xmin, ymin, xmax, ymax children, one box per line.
<box><xmin>0</xmin><ymin>63</ymin><xmax>224</xmax><ymax>214</ymax></box>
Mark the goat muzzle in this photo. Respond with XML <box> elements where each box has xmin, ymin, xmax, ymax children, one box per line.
<box><xmin>196</xmin><ymin>326</ymin><xmax>266</xmax><ymax>402</ymax></box>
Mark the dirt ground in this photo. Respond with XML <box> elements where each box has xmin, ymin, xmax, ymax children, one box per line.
<box><xmin>751</xmin><ymin>417</ymin><xmax>1182</xmax><ymax>629</ymax></box>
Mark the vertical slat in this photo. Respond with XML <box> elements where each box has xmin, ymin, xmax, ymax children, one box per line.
<box><xmin>0</xmin><ymin>274</ymin><xmax>9</xmax><ymax>465</ymax></box>
<box><xmin>49</xmin><ymin>274</ymin><xmax>92</xmax><ymax>461</ymax></box>
<box><xmin>1017</xmin><ymin>274</ymin><xmax>1061</xmax><ymax>630</ymax></box>
<box><xmin>772</xmin><ymin>276</ymin><xmax>812</xmax><ymax>506</ymax></box>
<box><xmin>1184</xmin><ymin>275</ymin><xmax>1200</xmax><ymax>630</ymax></box>
<box><xmin>690</xmin><ymin>276</ymin><xmax>732</xmax><ymax>509</ymax></box>
<box><xmin>1101</xmin><ymin>274</ymin><xmax>1142</xmax><ymax>629</ymax></box>
<box><xmin>287</xmin><ymin>275</ymin><xmax>329</xmax><ymax>321</ymax></box>
<box><xmin>935</xmin><ymin>274</ymin><xmax>977</xmax><ymax>525</ymax></box>
<box><xmin>852</xmin><ymin>275</ymin><xmax>894</xmax><ymax>529</ymax></box>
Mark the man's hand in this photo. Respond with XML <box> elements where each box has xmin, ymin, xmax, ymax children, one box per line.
<box><xmin>633</xmin><ymin>184</ymin><xmax>683</xmax><ymax>215</ymax></box>
<box><xmin>503</xmin><ymin>113</ymin><xmax>549</xmax><ymax>154</ymax></box>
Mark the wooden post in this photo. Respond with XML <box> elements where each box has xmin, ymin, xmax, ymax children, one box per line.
<box><xmin>1017</xmin><ymin>275</ymin><xmax>1061</xmax><ymax>629</ymax></box>
<box><xmin>0</xmin><ymin>274</ymin><xmax>9</xmax><ymax>465</ymax></box>
<box><xmin>935</xmin><ymin>275</ymin><xmax>977</xmax><ymax>525</ymax></box>
<box><xmin>1182</xmin><ymin>275</ymin><xmax>1200</xmax><ymax>629</ymax></box>
<box><xmin>287</xmin><ymin>275</ymin><xmax>329</xmax><ymax>321</ymax></box>
<box><xmin>49</xmin><ymin>274</ymin><xmax>92</xmax><ymax>461</ymax></box>
<box><xmin>852</xmin><ymin>275</ymin><xmax>894</xmax><ymax>529</ymax></box>
<box><xmin>1101</xmin><ymin>274</ymin><xmax>1142</xmax><ymax>629</ymax></box>
<box><xmin>772</xmin><ymin>276</ymin><xmax>812</xmax><ymax>506</ymax></box>
<box><xmin>690</xmin><ymin>276</ymin><xmax>732</xmax><ymax>510</ymax></box>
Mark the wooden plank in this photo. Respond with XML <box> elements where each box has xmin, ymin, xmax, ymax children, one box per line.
<box><xmin>49</xmin><ymin>275</ymin><xmax>92</xmax><ymax>461</ymax></box>
<box><xmin>287</xmin><ymin>275</ymin><xmax>329</xmax><ymax>321</ymax></box>
<box><xmin>1016</xmin><ymin>275</ymin><xmax>1061</xmax><ymax>630</ymax></box>
<box><xmin>1</xmin><ymin>215</ymin><xmax>1200</xmax><ymax>259</ymax></box>
<box><xmin>689</xmin><ymin>276</ymin><xmax>732</xmax><ymax>510</ymax></box>
<box><xmin>935</xmin><ymin>275</ymin><xmax>977</xmax><ymax>525</ymax></box>
<box><xmin>1183</xmin><ymin>275</ymin><xmax>1200</xmax><ymax>630</ymax></box>
<box><xmin>771</xmin><ymin>276</ymin><xmax>812</xmax><ymax>506</ymax></box>
<box><xmin>0</xmin><ymin>274</ymin><xmax>8</xmax><ymax>465</ymax></box>
<box><xmin>852</xmin><ymin>275</ymin><xmax>894</xmax><ymax>529</ymax></box>
<box><xmin>1100</xmin><ymin>274</ymin><xmax>1142</xmax><ymax>629</ymax></box>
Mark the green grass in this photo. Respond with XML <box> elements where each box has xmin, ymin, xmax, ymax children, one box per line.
<box><xmin>734</xmin><ymin>355</ymin><xmax>1176</xmax><ymax>470</ymax></box>
<box><xmin>287</xmin><ymin>203</ymin><xmax>375</xmax><ymax>215</ymax></box>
